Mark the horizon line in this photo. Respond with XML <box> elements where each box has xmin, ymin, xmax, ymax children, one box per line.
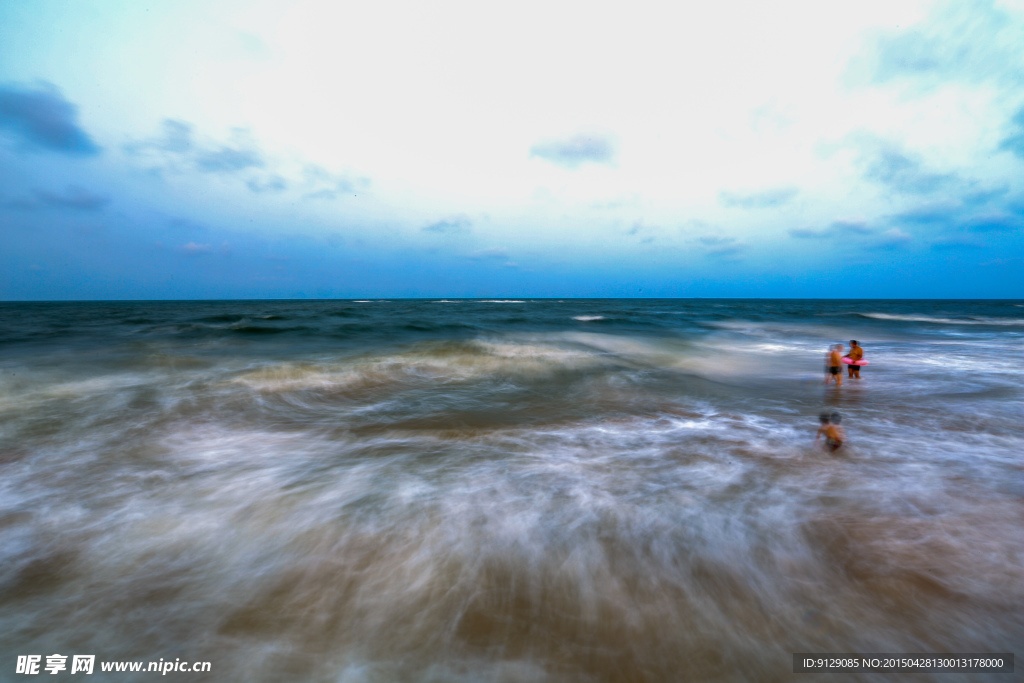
<box><xmin>3</xmin><ymin>296</ymin><xmax>1022</xmax><ymax>304</ymax></box>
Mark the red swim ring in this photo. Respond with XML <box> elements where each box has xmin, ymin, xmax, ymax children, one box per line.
<box><xmin>841</xmin><ymin>357</ymin><xmax>869</xmax><ymax>366</ymax></box>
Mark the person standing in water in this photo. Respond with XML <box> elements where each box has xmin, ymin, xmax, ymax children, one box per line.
<box><xmin>824</xmin><ymin>343</ymin><xmax>843</xmax><ymax>387</ymax></box>
<box><xmin>815</xmin><ymin>411</ymin><xmax>845</xmax><ymax>452</ymax></box>
<box><xmin>845</xmin><ymin>340</ymin><xmax>864</xmax><ymax>380</ymax></box>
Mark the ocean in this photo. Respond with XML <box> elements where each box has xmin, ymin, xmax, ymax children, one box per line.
<box><xmin>0</xmin><ymin>299</ymin><xmax>1020</xmax><ymax>681</ymax></box>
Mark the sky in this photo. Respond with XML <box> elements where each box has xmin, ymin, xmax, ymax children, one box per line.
<box><xmin>1</xmin><ymin>0</ymin><xmax>1022</xmax><ymax>299</ymax></box>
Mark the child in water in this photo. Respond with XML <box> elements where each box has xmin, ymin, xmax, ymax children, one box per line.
<box><xmin>824</xmin><ymin>344</ymin><xmax>843</xmax><ymax>386</ymax></box>
<box><xmin>815</xmin><ymin>412</ymin><xmax>845</xmax><ymax>452</ymax></box>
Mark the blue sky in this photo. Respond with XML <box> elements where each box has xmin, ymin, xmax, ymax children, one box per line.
<box><xmin>1</xmin><ymin>0</ymin><xmax>1022</xmax><ymax>299</ymax></box>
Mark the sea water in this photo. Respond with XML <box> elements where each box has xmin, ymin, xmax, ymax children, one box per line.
<box><xmin>0</xmin><ymin>299</ymin><xmax>1020</xmax><ymax>681</ymax></box>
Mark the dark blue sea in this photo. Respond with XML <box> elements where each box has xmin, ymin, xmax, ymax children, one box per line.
<box><xmin>0</xmin><ymin>299</ymin><xmax>1021</xmax><ymax>681</ymax></box>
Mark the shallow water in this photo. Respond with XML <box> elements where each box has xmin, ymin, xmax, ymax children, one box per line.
<box><xmin>0</xmin><ymin>299</ymin><xmax>1021</xmax><ymax>681</ymax></box>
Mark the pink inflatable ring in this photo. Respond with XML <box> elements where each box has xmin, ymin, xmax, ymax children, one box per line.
<box><xmin>842</xmin><ymin>357</ymin><xmax>869</xmax><ymax>366</ymax></box>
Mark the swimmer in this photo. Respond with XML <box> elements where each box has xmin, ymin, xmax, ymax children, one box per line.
<box><xmin>824</xmin><ymin>344</ymin><xmax>843</xmax><ymax>387</ymax></box>
<box><xmin>815</xmin><ymin>411</ymin><xmax>845</xmax><ymax>452</ymax></box>
<box><xmin>844</xmin><ymin>340</ymin><xmax>864</xmax><ymax>379</ymax></box>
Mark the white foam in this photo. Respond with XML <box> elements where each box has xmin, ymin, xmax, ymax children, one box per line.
<box><xmin>231</xmin><ymin>340</ymin><xmax>608</xmax><ymax>393</ymax></box>
<box><xmin>709</xmin><ymin>319</ymin><xmax>867</xmax><ymax>339</ymax></box>
<box><xmin>572</xmin><ymin>315</ymin><xmax>605</xmax><ymax>321</ymax></box>
<box><xmin>862</xmin><ymin>313</ymin><xmax>1024</xmax><ymax>326</ymax></box>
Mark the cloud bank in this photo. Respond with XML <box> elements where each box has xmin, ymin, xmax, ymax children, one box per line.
<box><xmin>5</xmin><ymin>185</ymin><xmax>110</xmax><ymax>211</ymax></box>
<box><xmin>530</xmin><ymin>134</ymin><xmax>616</xmax><ymax>168</ymax></box>
<box><xmin>719</xmin><ymin>188</ymin><xmax>798</xmax><ymax>209</ymax></box>
<box><xmin>790</xmin><ymin>221</ymin><xmax>872</xmax><ymax>239</ymax></box>
<box><xmin>862</xmin><ymin>0</ymin><xmax>1024</xmax><ymax>89</ymax></box>
<box><xmin>1000</xmin><ymin>106</ymin><xmax>1024</xmax><ymax>159</ymax></box>
<box><xmin>423</xmin><ymin>215</ymin><xmax>472</xmax><ymax>234</ymax></box>
<box><xmin>127</xmin><ymin>120</ymin><xmax>265</xmax><ymax>175</ymax></box>
<box><xmin>125</xmin><ymin>121</ymin><xmax>367</xmax><ymax>198</ymax></box>
<box><xmin>0</xmin><ymin>83</ymin><xmax>100</xmax><ymax>155</ymax></box>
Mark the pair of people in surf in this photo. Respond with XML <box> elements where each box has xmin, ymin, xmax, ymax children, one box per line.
<box><xmin>824</xmin><ymin>340</ymin><xmax>865</xmax><ymax>387</ymax></box>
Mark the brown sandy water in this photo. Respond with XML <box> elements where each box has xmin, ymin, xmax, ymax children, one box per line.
<box><xmin>0</xmin><ymin>299</ymin><xmax>1020</xmax><ymax>681</ymax></box>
